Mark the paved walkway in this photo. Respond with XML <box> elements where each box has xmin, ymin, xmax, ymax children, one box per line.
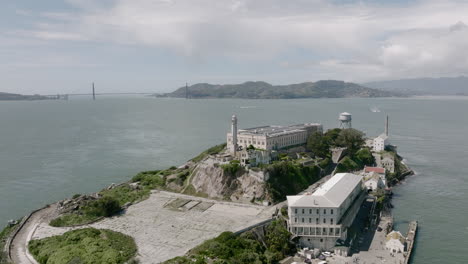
<box><xmin>28</xmin><ymin>191</ymin><xmax>276</xmax><ymax>264</ymax></box>
<box><xmin>10</xmin><ymin>204</ymin><xmax>58</xmax><ymax>264</ymax></box>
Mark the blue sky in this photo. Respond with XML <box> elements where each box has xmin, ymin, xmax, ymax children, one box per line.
<box><xmin>2</xmin><ymin>0</ymin><xmax>468</xmax><ymax>94</ymax></box>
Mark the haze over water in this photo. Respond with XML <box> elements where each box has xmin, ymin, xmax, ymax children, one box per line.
<box><xmin>1</xmin><ymin>97</ymin><xmax>467</xmax><ymax>263</ymax></box>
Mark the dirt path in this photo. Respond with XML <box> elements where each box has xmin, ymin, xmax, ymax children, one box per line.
<box><xmin>9</xmin><ymin>204</ymin><xmax>58</xmax><ymax>264</ymax></box>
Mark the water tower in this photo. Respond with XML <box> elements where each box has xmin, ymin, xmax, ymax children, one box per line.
<box><xmin>339</xmin><ymin>112</ymin><xmax>352</xmax><ymax>129</ymax></box>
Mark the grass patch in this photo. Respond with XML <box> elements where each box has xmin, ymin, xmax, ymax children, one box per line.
<box><xmin>162</xmin><ymin>220</ymin><xmax>293</xmax><ymax>264</ymax></box>
<box><xmin>266</xmin><ymin>161</ymin><xmax>321</xmax><ymax>203</ymax></box>
<box><xmin>1</xmin><ymin>221</ymin><xmax>19</xmax><ymax>264</ymax></box>
<box><xmin>191</xmin><ymin>143</ymin><xmax>226</xmax><ymax>163</ymax></box>
<box><xmin>28</xmin><ymin>228</ymin><xmax>137</xmax><ymax>264</ymax></box>
<box><xmin>51</xmin><ymin>184</ymin><xmax>152</xmax><ymax>227</ymax></box>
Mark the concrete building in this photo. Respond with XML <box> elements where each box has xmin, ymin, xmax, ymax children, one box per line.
<box><xmin>381</xmin><ymin>156</ymin><xmax>395</xmax><ymax>173</ymax></box>
<box><xmin>227</xmin><ymin>116</ymin><xmax>322</xmax><ymax>153</ymax></box>
<box><xmin>286</xmin><ymin>173</ymin><xmax>364</xmax><ymax>250</ymax></box>
<box><xmin>373</xmin><ymin>134</ymin><xmax>388</xmax><ymax>152</ymax></box>
<box><xmin>363</xmin><ymin>166</ymin><xmax>387</xmax><ymax>186</ymax></box>
<box><xmin>363</xmin><ymin>173</ymin><xmax>386</xmax><ymax>191</ymax></box>
<box><xmin>385</xmin><ymin>231</ymin><xmax>406</xmax><ymax>253</ymax></box>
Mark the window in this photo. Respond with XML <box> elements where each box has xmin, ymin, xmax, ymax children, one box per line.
<box><xmin>323</xmin><ymin>209</ymin><xmax>326</xmax><ymax>214</ymax></box>
<box><xmin>331</xmin><ymin>209</ymin><xmax>334</xmax><ymax>214</ymax></box>
<box><xmin>316</xmin><ymin>218</ymin><xmax>319</xmax><ymax>224</ymax></box>
<box><xmin>295</xmin><ymin>208</ymin><xmax>297</xmax><ymax>214</ymax></box>
<box><xmin>302</xmin><ymin>209</ymin><xmax>305</xmax><ymax>214</ymax></box>
<box><xmin>309</xmin><ymin>209</ymin><xmax>312</xmax><ymax>214</ymax></box>
<box><xmin>323</xmin><ymin>218</ymin><xmax>326</xmax><ymax>224</ymax></box>
<box><xmin>316</xmin><ymin>209</ymin><xmax>319</xmax><ymax>214</ymax></box>
<box><xmin>330</xmin><ymin>228</ymin><xmax>334</xmax><ymax>234</ymax></box>
<box><xmin>330</xmin><ymin>219</ymin><xmax>333</xmax><ymax>225</ymax></box>
<box><xmin>294</xmin><ymin>218</ymin><xmax>297</xmax><ymax>223</ymax></box>
<box><xmin>302</xmin><ymin>218</ymin><xmax>304</xmax><ymax>223</ymax></box>
<box><xmin>309</xmin><ymin>218</ymin><xmax>312</xmax><ymax>223</ymax></box>
<box><xmin>320</xmin><ymin>239</ymin><xmax>323</xmax><ymax>242</ymax></box>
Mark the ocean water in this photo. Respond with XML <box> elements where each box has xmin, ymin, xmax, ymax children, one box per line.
<box><xmin>1</xmin><ymin>96</ymin><xmax>467</xmax><ymax>263</ymax></box>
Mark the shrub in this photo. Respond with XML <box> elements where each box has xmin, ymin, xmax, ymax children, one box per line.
<box><xmin>28</xmin><ymin>228</ymin><xmax>137</xmax><ymax>264</ymax></box>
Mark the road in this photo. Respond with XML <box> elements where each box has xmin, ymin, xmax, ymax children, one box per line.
<box><xmin>9</xmin><ymin>204</ymin><xmax>58</xmax><ymax>264</ymax></box>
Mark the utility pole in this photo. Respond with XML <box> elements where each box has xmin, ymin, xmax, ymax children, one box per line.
<box><xmin>92</xmin><ymin>82</ymin><xmax>96</xmax><ymax>100</ymax></box>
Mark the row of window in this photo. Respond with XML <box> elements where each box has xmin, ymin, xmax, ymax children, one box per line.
<box><xmin>294</xmin><ymin>217</ymin><xmax>334</xmax><ymax>225</ymax></box>
<box><xmin>292</xmin><ymin>226</ymin><xmax>341</xmax><ymax>236</ymax></box>
<box><xmin>294</xmin><ymin>208</ymin><xmax>334</xmax><ymax>215</ymax></box>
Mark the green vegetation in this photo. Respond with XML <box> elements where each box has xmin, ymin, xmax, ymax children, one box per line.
<box><xmin>1</xmin><ymin>222</ymin><xmax>19</xmax><ymax>264</ymax></box>
<box><xmin>221</xmin><ymin>160</ymin><xmax>241</xmax><ymax>176</ymax></box>
<box><xmin>163</xmin><ymin>220</ymin><xmax>293</xmax><ymax>264</ymax></box>
<box><xmin>266</xmin><ymin>161</ymin><xmax>320</xmax><ymax>203</ymax></box>
<box><xmin>335</xmin><ymin>128</ymin><xmax>365</xmax><ymax>156</ymax></box>
<box><xmin>335</xmin><ymin>156</ymin><xmax>361</xmax><ymax>173</ymax></box>
<box><xmin>51</xmin><ymin>167</ymin><xmax>190</xmax><ymax>227</ymax></box>
<box><xmin>191</xmin><ymin>143</ymin><xmax>227</xmax><ymax>163</ymax></box>
<box><xmin>28</xmin><ymin>228</ymin><xmax>137</xmax><ymax>264</ymax></box>
<box><xmin>164</xmin><ymin>80</ymin><xmax>399</xmax><ymax>99</ymax></box>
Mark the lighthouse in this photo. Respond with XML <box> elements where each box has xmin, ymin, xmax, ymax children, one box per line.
<box><xmin>230</xmin><ymin>115</ymin><xmax>238</xmax><ymax>154</ymax></box>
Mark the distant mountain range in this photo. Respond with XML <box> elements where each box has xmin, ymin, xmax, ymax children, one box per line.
<box><xmin>364</xmin><ymin>76</ymin><xmax>468</xmax><ymax>95</ymax></box>
<box><xmin>160</xmin><ymin>80</ymin><xmax>400</xmax><ymax>99</ymax></box>
<box><xmin>0</xmin><ymin>92</ymin><xmax>52</xmax><ymax>101</ymax></box>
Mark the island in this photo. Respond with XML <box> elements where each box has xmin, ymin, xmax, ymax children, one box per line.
<box><xmin>158</xmin><ymin>80</ymin><xmax>402</xmax><ymax>99</ymax></box>
<box><xmin>0</xmin><ymin>113</ymin><xmax>417</xmax><ymax>264</ymax></box>
<box><xmin>0</xmin><ymin>92</ymin><xmax>64</xmax><ymax>101</ymax></box>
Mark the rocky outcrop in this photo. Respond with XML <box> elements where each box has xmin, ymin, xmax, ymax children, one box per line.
<box><xmin>190</xmin><ymin>157</ymin><xmax>267</xmax><ymax>203</ymax></box>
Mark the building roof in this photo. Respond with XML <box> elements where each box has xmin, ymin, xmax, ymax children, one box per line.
<box><xmin>287</xmin><ymin>173</ymin><xmax>363</xmax><ymax>208</ymax></box>
<box><xmin>238</xmin><ymin>123</ymin><xmax>322</xmax><ymax>137</ymax></box>
<box><xmin>364</xmin><ymin>166</ymin><xmax>386</xmax><ymax>174</ymax></box>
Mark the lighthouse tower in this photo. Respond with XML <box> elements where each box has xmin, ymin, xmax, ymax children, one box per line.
<box><xmin>230</xmin><ymin>115</ymin><xmax>238</xmax><ymax>154</ymax></box>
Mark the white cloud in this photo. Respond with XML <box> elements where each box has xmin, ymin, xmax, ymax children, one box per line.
<box><xmin>8</xmin><ymin>0</ymin><xmax>468</xmax><ymax>82</ymax></box>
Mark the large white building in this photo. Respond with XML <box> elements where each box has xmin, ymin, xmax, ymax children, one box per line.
<box><xmin>227</xmin><ymin>115</ymin><xmax>322</xmax><ymax>153</ymax></box>
<box><xmin>287</xmin><ymin>173</ymin><xmax>364</xmax><ymax>250</ymax></box>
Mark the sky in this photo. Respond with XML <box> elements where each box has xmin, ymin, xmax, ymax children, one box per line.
<box><xmin>2</xmin><ymin>0</ymin><xmax>468</xmax><ymax>94</ymax></box>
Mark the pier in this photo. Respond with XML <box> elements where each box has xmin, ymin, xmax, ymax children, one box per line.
<box><xmin>404</xmin><ymin>220</ymin><xmax>418</xmax><ymax>264</ymax></box>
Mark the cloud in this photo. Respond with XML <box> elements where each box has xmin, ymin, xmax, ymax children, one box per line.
<box><xmin>7</xmin><ymin>0</ymin><xmax>468</xmax><ymax>82</ymax></box>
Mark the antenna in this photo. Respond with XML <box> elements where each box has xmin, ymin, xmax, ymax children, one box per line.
<box><xmin>92</xmin><ymin>82</ymin><xmax>96</xmax><ymax>100</ymax></box>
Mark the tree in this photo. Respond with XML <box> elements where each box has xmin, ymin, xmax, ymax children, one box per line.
<box><xmin>355</xmin><ymin>148</ymin><xmax>375</xmax><ymax>166</ymax></box>
<box><xmin>335</xmin><ymin>128</ymin><xmax>365</xmax><ymax>156</ymax></box>
<box><xmin>265</xmin><ymin>221</ymin><xmax>291</xmax><ymax>256</ymax></box>
<box><xmin>306</xmin><ymin>132</ymin><xmax>330</xmax><ymax>158</ymax></box>
<box><xmin>323</xmin><ymin>128</ymin><xmax>342</xmax><ymax>146</ymax></box>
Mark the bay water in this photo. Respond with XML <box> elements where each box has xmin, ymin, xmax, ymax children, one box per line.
<box><xmin>1</xmin><ymin>96</ymin><xmax>467</xmax><ymax>263</ymax></box>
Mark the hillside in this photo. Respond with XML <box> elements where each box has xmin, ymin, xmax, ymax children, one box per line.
<box><xmin>0</xmin><ymin>92</ymin><xmax>51</xmax><ymax>101</ymax></box>
<box><xmin>364</xmin><ymin>76</ymin><xmax>468</xmax><ymax>95</ymax></box>
<box><xmin>161</xmin><ymin>80</ymin><xmax>400</xmax><ymax>99</ymax></box>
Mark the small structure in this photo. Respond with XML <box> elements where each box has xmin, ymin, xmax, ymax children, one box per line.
<box><xmin>381</xmin><ymin>156</ymin><xmax>395</xmax><ymax>173</ymax></box>
<box><xmin>363</xmin><ymin>173</ymin><xmax>385</xmax><ymax>191</ymax></box>
<box><xmin>238</xmin><ymin>148</ymin><xmax>272</xmax><ymax>167</ymax></box>
<box><xmin>385</xmin><ymin>231</ymin><xmax>407</xmax><ymax>253</ymax></box>
<box><xmin>339</xmin><ymin>112</ymin><xmax>352</xmax><ymax>129</ymax></box>
<box><xmin>373</xmin><ymin>134</ymin><xmax>388</xmax><ymax>152</ymax></box>
<box><xmin>287</xmin><ymin>173</ymin><xmax>364</xmax><ymax>250</ymax></box>
<box><xmin>362</xmin><ymin>166</ymin><xmax>386</xmax><ymax>186</ymax></box>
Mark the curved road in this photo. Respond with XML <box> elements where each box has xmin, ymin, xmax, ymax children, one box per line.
<box><xmin>10</xmin><ymin>204</ymin><xmax>58</xmax><ymax>264</ymax></box>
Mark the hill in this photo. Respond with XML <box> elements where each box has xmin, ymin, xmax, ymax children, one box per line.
<box><xmin>0</xmin><ymin>92</ymin><xmax>51</xmax><ymax>101</ymax></box>
<box><xmin>364</xmin><ymin>76</ymin><xmax>468</xmax><ymax>95</ymax></box>
<box><xmin>161</xmin><ymin>80</ymin><xmax>400</xmax><ymax>99</ymax></box>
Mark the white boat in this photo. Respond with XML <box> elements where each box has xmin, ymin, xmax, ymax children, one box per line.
<box><xmin>370</xmin><ymin>106</ymin><xmax>381</xmax><ymax>112</ymax></box>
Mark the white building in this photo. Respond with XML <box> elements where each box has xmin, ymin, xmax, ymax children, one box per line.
<box><xmin>373</xmin><ymin>134</ymin><xmax>388</xmax><ymax>152</ymax></box>
<box><xmin>287</xmin><ymin>173</ymin><xmax>364</xmax><ymax>250</ymax></box>
<box><xmin>363</xmin><ymin>173</ymin><xmax>385</xmax><ymax>191</ymax></box>
<box><xmin>227</xmin><ymin>116</ymin><xmax>322</xmax><ymax>153</ymax></box>
<box><xmin>385</xmin><ymin>231</ymin><xmax>406</xmax><ymax>253</ymax></box>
